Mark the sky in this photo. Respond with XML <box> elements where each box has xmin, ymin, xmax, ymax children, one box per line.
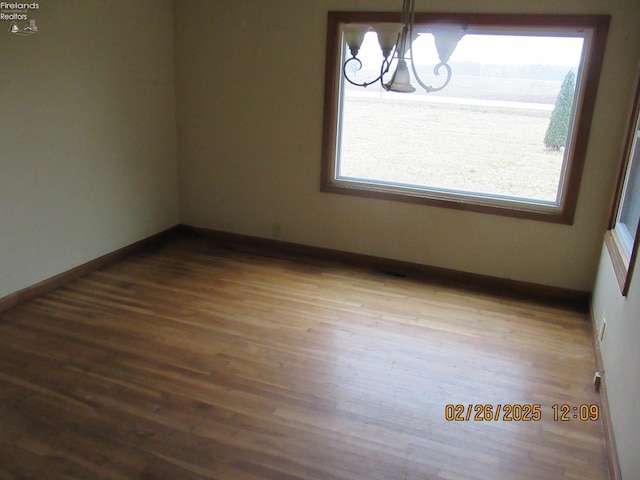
<box><xmin>442</xmin><ymin>34</ymin><xmax>584</xmax><ymax>66</ymax></box>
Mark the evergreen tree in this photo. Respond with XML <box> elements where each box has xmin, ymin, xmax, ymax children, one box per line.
<box><xmin>544</xmin><ymin>70</ymin><xmax>576</xmax><ymax>150</ymax></box>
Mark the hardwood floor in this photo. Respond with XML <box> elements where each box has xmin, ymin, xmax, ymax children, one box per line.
<box><xmin>0</xmin><ymin>237</ymin><xmax>609</xmax><ymax>479</ymax></box>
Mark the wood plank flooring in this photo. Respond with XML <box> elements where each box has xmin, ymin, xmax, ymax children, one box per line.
<box><xmin>0</xmin><ymin>237</ymin><xmax>609</xmax><ymax>479</ymax></box>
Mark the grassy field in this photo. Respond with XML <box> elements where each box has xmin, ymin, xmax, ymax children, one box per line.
<box><xmin>339</xmin><ymin>90</ymin><xmax>565</xmax><ymax>202</ymax></box>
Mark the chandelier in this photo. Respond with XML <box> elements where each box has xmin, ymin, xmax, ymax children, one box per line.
<box><xmin>342</xmin><ymin>0</ymin><xmax>466</xmax><ymax>93</ymax></box>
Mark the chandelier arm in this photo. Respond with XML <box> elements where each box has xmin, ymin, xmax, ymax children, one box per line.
<box><xmin>409</xmin><ymin>37</ymin><xmax>453</xmax><ymax>93</ymax></box>
<box><xmin>379</xmin><ymin>57</ymin><xmax>394</xmax><ymax>91</ymax></box>
<box><xmin>343</xmin><ymin>56</ymin><xmax>385</xmax><ymax>88</ymax></box>
<box><xmin>428</xmin><ymin>62</ymin><xmax>453</xmax><ymax>93</ymax></box>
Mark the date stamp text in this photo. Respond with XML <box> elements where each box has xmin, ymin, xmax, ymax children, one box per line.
<box><xmin>444</xmin><ymin>404</ymin><xmax>599</xmax><ymax>422</ymax></box>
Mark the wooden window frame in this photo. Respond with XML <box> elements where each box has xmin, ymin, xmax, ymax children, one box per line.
<box><xmin>321</xmin><ymin>12</ymin><xmax>610</xmax><ymax>223</ymax></box>
<box><xmin>605</xmin><ymin>64</ymin><xmax>640</xmax><ymax>296</ymax></box>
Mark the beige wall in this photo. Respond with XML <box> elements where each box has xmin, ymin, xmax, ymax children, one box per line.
<box><xmin>175</xmin><ymin>0</ymin><xmax>640</xmax><ymax>292</ymax></box>
<box><xmin>0</xmin><ymin>0</ymin><xmax>180</xmax><ymax>299</ymax></box>
<box><xmin>592</xmin><ymin>247</ymin><xmax>640</xmax><ymax>479</ymax></box>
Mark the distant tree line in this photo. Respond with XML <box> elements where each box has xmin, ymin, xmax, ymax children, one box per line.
<box><xmin>434</xmin><ymin>62</ymin><xmax>578</xmax><ymax>81</ymax></box>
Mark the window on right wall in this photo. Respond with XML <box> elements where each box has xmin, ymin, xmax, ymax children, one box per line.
<box><xmin>605</xmin><ymin>64</ymin><xmax>640</xmax><ymax>296</ymax></box>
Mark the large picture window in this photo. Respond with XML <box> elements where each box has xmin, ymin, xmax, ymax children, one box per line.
<box><xmin>605</xmin><ymin>64</ymin><xmax>640</xmax><ymax>296</ymax></box>
<box><xmin>321</xmin><ymin>13</ymin><xmax>609</xmax><ymax>223</ymax></box>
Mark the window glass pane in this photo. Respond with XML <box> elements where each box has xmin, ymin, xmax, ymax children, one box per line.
<box><xmin>618</xmin><ymin>129</ymin><xmax>640</xmax><ymax>251</ymax></box>
<box><xmin>338</xmin><ymin>32</ymin><xmax>585</xmax><ymax>204</ymax></box>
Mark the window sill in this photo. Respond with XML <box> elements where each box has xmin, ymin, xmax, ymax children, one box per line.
<box><xmin>322</xmin><ymin>179</ymin><xmax>572</xmax><ymax>223</ymax></box>
<box><xmin>604</xmin><ymin>230</ymin><xmax>631</xmax><ymax>295</ymax></box>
